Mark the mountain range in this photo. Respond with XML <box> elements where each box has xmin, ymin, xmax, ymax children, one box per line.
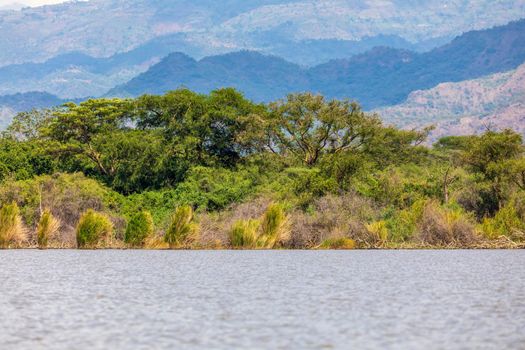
<box><xmin>1</xmin><ymin>0</ymin><xmax>524</xmax><ymax>67</ymax></box>
<box><xmin>109</xmin><ymin>19</ymin><xmax>525</xmax><ymax>109</ymax></box>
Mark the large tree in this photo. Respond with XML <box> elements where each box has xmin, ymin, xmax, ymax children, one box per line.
<box><xmin>264</xmin><ymin>93</ymin><xmax>382</xmax><ymax>166</ymax></box>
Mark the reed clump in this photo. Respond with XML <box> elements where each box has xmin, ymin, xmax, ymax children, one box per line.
<box><xmin>165</xmin><ymin>205</ymin><xmax>199</xmax><ymax>249</ymax></box>
<box><xmin>257</xmin><ymin>203</ymin><xmax>290</xmax><ymax>248</ymax></box>
<box><xmin>229</xmin><ymin>203</ymin><xmax>289</xmax><ymax>249</ymax></box>
<box><xmin>229</xmin><ymin>219</ymin><xmax>260</xmax><ymax>249</ymax></box>
<box><xmin>76</xmin><ymin>209</ymin><xmax>114</xmax><ymax>249</ymax></box>
<box><xmin>0</xmin><ymin>202</ymin><xmax>26</xmax><ymax>249</ymax></box>
<box><xmin>37</xmin><ymin>209</ymin><xmax>61</xmax><ymax>249</ymax></box>
<box><xmin>125</xmin><ymin>211</ymin><xmax>154</xmax><ymax>248</ymax></box>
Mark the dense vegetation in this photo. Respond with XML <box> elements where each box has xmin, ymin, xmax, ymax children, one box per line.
<box><xmin>0</xmin><ymin>88</ymin><xmax>524</xmax><ymax>249</ymax></box>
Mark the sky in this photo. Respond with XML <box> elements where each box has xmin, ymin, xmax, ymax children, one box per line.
<box><xmin>0</xmin><ymin>0</ymin><xmax>70</xmax><ymax>8</ymax></box>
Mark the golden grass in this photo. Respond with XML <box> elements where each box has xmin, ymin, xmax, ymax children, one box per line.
<box><xmin>0</xmin><ymin>202</ymin><xmax>27</xmax><ymax>248</ymax></box>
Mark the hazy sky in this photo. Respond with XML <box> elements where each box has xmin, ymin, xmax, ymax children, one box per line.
<box><xmin>0</xmin><ymin>0</ymin><xmax>69</xmax><ymax>7</ymax></box>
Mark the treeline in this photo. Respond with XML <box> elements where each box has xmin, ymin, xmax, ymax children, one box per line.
<box><xmin>0</xmin><ymin>88</ymin><xmax>524</xmax><ymax>249</ymax></box>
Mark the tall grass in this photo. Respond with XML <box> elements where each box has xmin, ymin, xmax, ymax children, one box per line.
<box><xmin>76</xmin><ymin>209</ymin><xmax>113</xmax><ymax>249</ymax></box>
<box><xmin>165</xmin><ymin>205</ymin><xmax>198</xmax><ymax>249</ymax></box>
<box><xmin>228</xmin><ymin>203</ymin><xmax>289</xmax><ymax>249</ymax></box>
<box><xmin>37</xmin><ymin>209</ymin><xmax>61</xmax><ymax>249</ymax></box>
<box><xmin>0</xmin><ymin>202</ymin><xmax>26</xmax><ymax>249</ymax></box>
<box><xmin>229</xmin><ymin>219</ymin><xmax>259</xmax><ymax>249</ymax></box>
<box><xmin>125</xmin><ymin>211</ymin><xmax>154</xmax><ymax>248</ymax></box>
<box><xmin>257</xmin><ymin>203</ymin><xmax>289</xmax><ymax>248</ymax></box>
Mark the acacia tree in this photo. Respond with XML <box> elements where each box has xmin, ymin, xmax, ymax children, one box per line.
<box><xmin>134</xmin><ymin>88</ymin><xmax>264</xmax><ymax>167</ymax></box>
<box><xmin>264</xmin><ymin>93</ymin><xmax>381</xmax><ymax>166</ymax></box>
<box><xmin>462</xmin><ymin>130</ymin><xmax>524</xmax><ymax>212</ymax></box>
<box><xmin>42</xmin><ymin>99</ymin><xmax>135</xmax><ymax>182</ymax></box>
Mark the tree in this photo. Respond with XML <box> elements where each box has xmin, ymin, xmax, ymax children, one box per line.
<box><xmin>461</xmin><ymin>130</ymin><xmax>523</xmax><ymax>212</ymax></box>
<box><xmin>41</xmin><ymin>99</ymin><xmax>133</xmax><ymax>181</ymax></box>
<box><xmin>135</xmin><ymin>88</ymin><xmax>263</xmax><ymax>168</ymax></box>
<box><xmin>264</xmin><ymin>93</ymin><xmax>381</xmax><ymax>166</ymax></box>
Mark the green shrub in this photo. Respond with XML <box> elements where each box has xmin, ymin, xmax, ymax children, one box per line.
<box><xmin>366</xmin><ymin>220</ymin><xmax>389</xmax><ymax>243</ymax></box>
<box><xmin>0</xmin><ymin>202</ymin><xmax>26</xmax><ymax>248</ymax></box>
<box><xmin>76</xmin><ymin>209</ymin><xmax>113</xmax><ymax>249</ymax></box>
<box><xmin>386</xmin><ymin>200</ymin><xmax>426</xmax><ymax>242</ymax></box>
<box><xmin>319</xmin><ymin>237</ymin><xmax>356</xmax><ymax>249</ymax></box>
<box><xmin>165</xmin><ymin>206</ymin><xmax>198</xmax><ymax>248</ymax></box>
<box><xmin>37</xmin><ymin>209</ymin><xmax>60</xmax><ymax>248</ymax></box>
<box><xmin>257</xmin><ymin>203</ymin><xmax>289</xmax><ymax>248</ymax></box>
<box><xmin>125</xmin><ymin>211</ymin><xmax>154</xmax><ymax>247</ymax></box>
<box><xmin>229</xmin><ymin>219</ymin><xmax>259</xmax><ymax>249</ymax></box>
<box><xmin>481</xmin><ymin>204</ymin><xmax>525</xmax><ymax>240</ymax></box>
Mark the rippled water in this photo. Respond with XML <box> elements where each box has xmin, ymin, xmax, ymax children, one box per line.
<box><xmin>1</xmin><ymin>250</ymin><xmax>524</xmax><ymax>349</ymax></box>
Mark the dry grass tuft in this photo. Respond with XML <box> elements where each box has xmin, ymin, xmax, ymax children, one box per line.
<box><xmin>0</xmin><ymin>202</ymin><xmax>27</xmax><ymax>248</ymax></box>
<box><xmin>37</xmin><ymin>209</ymin><xmax>61</xmax><ymax>249</ymax></box>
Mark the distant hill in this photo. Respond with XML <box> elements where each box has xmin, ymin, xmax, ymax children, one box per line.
<box><xmin>110</xmin><ymin>20</ymin><xmax>525</xmax><ymax>109</ymax></box>
<box><xmin>0</xmin><ymin>0</ymin><xmax>524</xmax><ymax>66</ymax></box>
<box><xmin>0</xmin><ymin>92</ymin><xmax>70</xmax><ymax>129</ymax></box>
<box><xmin>309</xmin><ymin>19</ymin><xmax>525</xmax><ymax>107</ymax></box>
<box><xmin>0</xmin><ymin>50</ymin><xmax>166</xmax><ymax>99</ymax></box>
<box><xmin>108</xmin><ymin>51</ymin><xmax>309</xmax><ymax>102</ymax></box>
<box><xmin>377</xmin><ymin>63</ymin><xmax>525</xmax><ymax>140</ymax></box>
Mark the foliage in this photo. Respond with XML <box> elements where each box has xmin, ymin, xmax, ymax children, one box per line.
<box><xmin>37</xmin><ymin>209</ymin><xmax>61</xmax><ymax>248</ymax></box>
<box><xmin>229</xmin><ymin>219</ymin><xmax>260</xmax><ymax>249</ymax></box>
<box><xmin>0</xmin><ymin>202</ymin><xmax>26</xmax><ymax>248</ymax></box>
<box><xmin>366</xmin><ymin>220</ymin><xmax>389</xmax><ymax>243</ymax></box>
<box><xmin>481</xmin><ymin>203</ymin><xmax>525</xmax><ymax>240</ymax></box>
<box><xmin>265</xmin><ymin>93</ymin><xmax>381</xmax><ymax>165</ymax></box>
<box><xmin>0</xmin><ymin>173</ymin><xmax>122</xmax><ymax>233</ymax></box>
<box><xmin>165</xmin><ymin>205</ymin><xmax>198</xmax><ymax>248</ymax></box>
<box><xmin>0</xmin><ymin>89</ymin><xmax>524</xmax><ymax>249</ymax></box>
<box><xmin>319</xmin><ymin>237</ymin><xmax>356</xmax><ymax>249</ymax></box>
<box><xmin>258</xmin><ymin>203</ymin><xmax>289</xmax><ymax>248</ymax></box>
<box><xmin>76</xmin><ymin>209</ymin><xmax>114</xmax><ymax>249</ymax></box>
<box><xmin>125</xmin><ymin>211</ymin><xmax>154</xmax><ymax>248</ymax></box>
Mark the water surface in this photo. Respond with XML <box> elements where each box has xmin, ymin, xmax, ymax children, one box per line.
<box><xmin>1</xmin><ymin>250</ymin><xmax>524</xmax><ymax>349</ymax></box>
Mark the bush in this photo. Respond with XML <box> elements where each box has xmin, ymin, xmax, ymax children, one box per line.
<box><xmin>76</xmin><ymin>209</ymin><xmax>114</xmax><ymax>249</ymax></box>
<box><xmin>481</xmin><ymin>204</ymin><xmax>525</xmax><ymax>241</ymax></box>
<box><xmin>125</xmin><ymin>211</ymin><xmax>154</xmax><ymax>247</ymax></box>
<box><xmin>385</xmin><ymin>200</ymin><xmax>426</xmax><ymax>242</ymax></box>
<box><xmin>319</xmin><ymin>237</ymin><xmax>356</xmax><ymax>249</ymax></box>
<box><xmin>229</xmin><ymin>219</ymin><xmax>259</xmax><ymax>249</ymax></box>
<box><xmin>0</xmin><ymin>202</ymin><xmax>26</xmax><ymax>248</ymax></box>
<box><xmin>165</xmin><ymin>206</ymin><xmax>198</xmax><ymax>248</ymax></box>
<box><xmin>0</xmin><ymin>173</ymin><xmax>123</xmax><ymax>246</ymax></box>
<box><xmin>37</xmin><ymin>209</ymin><xmax>61</xmax><ymax>248</ymax></box>
<box><xmin>289</xmin><ymin>194</ymin><xmax>378</xmax><ymax>248</ymax></box>
<box><xmin>366</xmin><ymin>220</ymin><xmax>389</xmax><ymax>243</ymax></box>
<box><xmin>418</xmin><ymin>201</ymin><xmax>478</xmax><ymax>246</ymax></box>
<box><xmin>258</xmin><ymin>203</ymin><xmax>289</xmax><ymax>248</ymax></box>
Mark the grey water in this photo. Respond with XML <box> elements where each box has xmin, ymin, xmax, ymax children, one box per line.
<box><xmin>0</xmin><ymin>250</ymin><xmax>524</xmax><ymax>350</ymax></box>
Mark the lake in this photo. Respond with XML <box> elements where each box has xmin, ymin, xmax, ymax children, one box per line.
<box><xmin>0</xmin><ymin>250</ymin><xmax>524</xmax><ymax>349</ymax></box>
